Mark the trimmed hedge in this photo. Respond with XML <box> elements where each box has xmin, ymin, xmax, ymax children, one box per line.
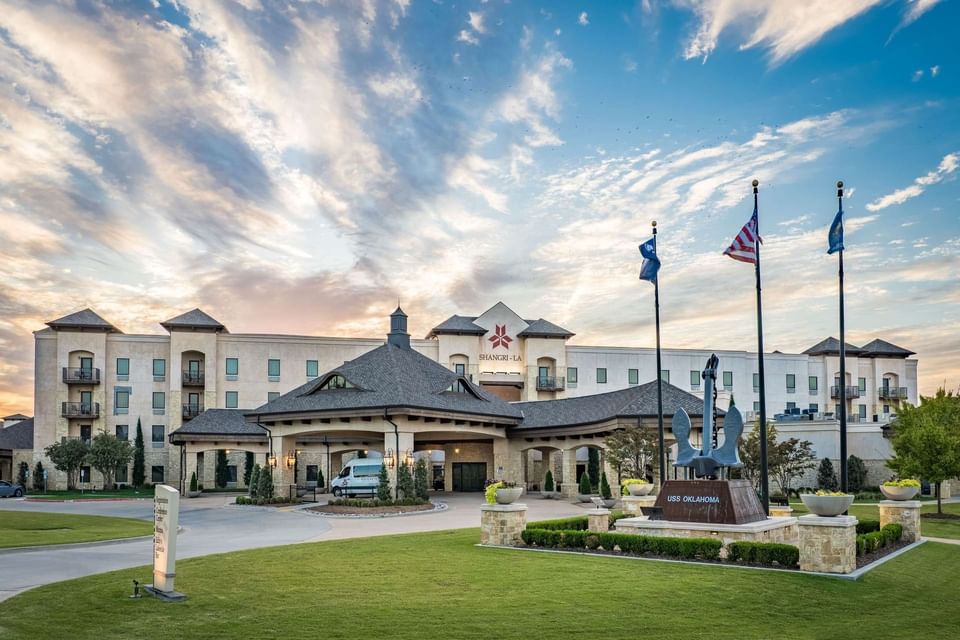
<box><xmin>856</xmin><ymin>519</ymin><xmax>881</xmax><ymax>535</ymax></box>
<box><xmin>521</xmin><ymin>528</ymin><xmax>722</xmax><ymax>560</ymax></box>
<box><xmin>856</xmin><ymin>523</ymin><xmax>903</xmax><ymax>557</ymax></box>
<box><xmin>235</xmin><ymin>496</ymin><xmax>298</xmax><ymax>506</ymax></box>
<box><xmin>728</xmin><ymin>541</ymin><xmax>799</xmax><ymax>567</ymax></box>
<box><xmin>328</xmin><ymin>498</ymin><xmax>428</xmax><ymax>507</ymax></box>
<box><xmin>528</xmin><ymin>511</ymin><xmax>630</xmax><ymax>533</ymax></box>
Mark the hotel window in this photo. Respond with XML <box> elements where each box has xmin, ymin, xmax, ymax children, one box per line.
<box><xmin>883</xmin><ymin>404</ymin><xmax>890</xmax><ymax>414</ymax></box>
<box><xmin>858</xmin><ymin>404</ymin><xmax>867</xmax><ymax>419</ymax></box>
<box><xmin>835</xmin><ymin>404</ymin><xmax>841</xmax><ymax>415</ymax></box>
<box><xmin>153</xmin><ymin>358</ymin><xmax>166</xmax><ymax>381</ymax></box>
<box><xmin>225</xmin><ymin>357</ymin><xmax>239</xmax><ymax>379</ymax></box>
<box><xmin>786</xmin><ymin>402</ymin><xmax>797</xmax><ymax>412</ymax></box>
<box><xmin>268</xmin><ymin>359</ymin><xmax>281</xmax><ymax>381</ymax></box>
<box><xmin>753</xmin><ymin>401</ymin><xmax>760</xmax><ymax>412</ymax></box>
<box><xmin>306</xmin><ymin>360</ymin><xmax>319</xmax><ymax>378</ymax></box>
<box><xmin>455</xmin><ymin>363</ymin><xmax>466</xmax><ymax>376</ymax></box>
<box><xmin>80</xmin><ymin>425</ymin><xmax>92</xmax><ymax>445</ymax></box>
<box><xmin>116</xmin><ymin>357</ymin><xmax>129</xmax><ymax>380</ymax></box>
<box><xmin>786</xmin><ymin>374</ymin><xmax>796</xmax><ymax>393</ymax></box>
<box><xmin>753</xmin><ymin>373</ymin><xmax>760</xmax><ymax>392</ymax></box>
<box><xmin>722</xmin><ymin>371</ymin><xmax>733</xmax><ymax>389</ymax></box>
<box><xmin>690</xmin><ymin>370</ymin><xmax>700</xmax><ymax>388</ymax></box>
<box><xmin>306</xmin><ymin>465</ymin><xmax>319</xmax><ymax>483</ymax></box>
<box><xmin>809</xmin><ymin>403</ymin><xmax>819</xmax><ymax>413</ymax></box>
<box><xmin>660</xmin><ymin>370</ymin><xmax>670</xmax><ymax>384</ymax></box>
<box><xmin>628</xmin><ymin>369</ymin><xmax>639</xmax><ymax>385</ymax></box>
<box><xmin>80</xmin><ymin>466</ymin><xmax>91</xmax><ymax>484</ymax></box>
<box><xmin>567</xmin><ymin>367</ymin><xmax>578</xmax><ymax>385</ymax></box>
<box><xmin>596</xmin><ymin>368</ymin><xmax>607</xmax><ymax>384</ymax></box>
<box><xmin>268</xmin><ymin>392</ymin><xmax>280</xmax><ymax>402</ymax></box>
<box><xmin>152</xmin><ymin>392</ymin><xmax>165</xmax><ymax>414</ymax></box>
<box><xmin>858</xmin><ymin>377</ymin><xmax>866</xmax><ymax>393</ymax></box>
<box><xmin>115</xmin><ymin>424</ymin><xmax>129</xmax><ymax>441</ymax></box>
<box><xmin>151</xmin><ymin>466</ymin><xmax>165</xmax><ymax>484</ymax></box>
<box><xmin>114</xmin><ymin>388</ymin><xmax>130</xmax><ymax>415</ymax></box>
<box><xmin>116</xmin><ymin>465</ymin><xmax>128</xmax><ymax>484</ymax></box>
<box><xmin>225</xmin><ymin>391</ymin><xmax>239</xmax><ymax>409</ymax></box>
<box><xmin>809</xmin><ymin>376</ymin><xmax>818</xmax><ymax>393</ymax></box>
<box><xmin>152</xmin><ymin>425</ymin><xmax>164</xmax><ymax>449</ymax></box>
<box><xmin>227</xmin><ymin>466</ymin><xmax>238</xmax><ymax>484</ymax></box>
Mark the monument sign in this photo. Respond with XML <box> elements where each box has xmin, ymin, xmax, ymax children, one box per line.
<box><xmin>146</xmin><ymin>484</ymin><xmax>186</xmax><ymax>601</ymax></box>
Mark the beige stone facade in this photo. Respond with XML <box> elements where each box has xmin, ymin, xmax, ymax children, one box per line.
<box><xmin>480</xmin><ymin>504</ymin><xmax>527</xmax><ymax>546</ymax></box>
<box><xmin>616</xmin><ymin>516</ymin><xmax>799</xmax><ymax>548</ymax></box>
<box><xmin>879</xmin><ymin>500</ymin><xmax>922</xmax><ymax>543</ymax></box>
<box><xmin>798</xmin><ymin>515</ymin><xmax>858</xmax><ymax>574</ymax></box>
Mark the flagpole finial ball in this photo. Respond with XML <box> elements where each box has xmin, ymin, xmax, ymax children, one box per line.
<box><xmin>752</xmin><ymin>179</ymin><xmax>759</xmax><ymax>187</ymax></box>
<box><xmin>651</xmin><ymin>220</ymin><xmax>657</xmax><ymax>228</ymax></box>
<box><xmin>837</xmin><ymin>180</ymin><xmax>844</xmax><ymax>188</ymax></box>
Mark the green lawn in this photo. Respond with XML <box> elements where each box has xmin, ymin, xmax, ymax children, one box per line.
<box><xmin>0</xmin><ymin>511</ymin><xmax>153</xmax><ymax>549</ymax></box>
<box><xmin>26</xmin><ymin>487</ymin><xmax>154</xmax><ymax>501</ymax></box>
<box><xmin>787</xmin><ymin>501</ymin><xmax>960</xmax><ymax>539</ymax></box>
<box><xmin>0</xmin><ymin>530</ymin><xmax>958</xmax><ymax>639</ymax></box>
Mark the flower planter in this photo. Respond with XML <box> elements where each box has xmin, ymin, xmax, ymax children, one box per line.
<box><xmin>188</xmin><ymin>490</ymin><xmax>201</xmax><ymax>498</ymax></box>
<box><xmin>591</xmin><ymin>496</ymin><xmax>617</xmax><ymax>509</ymax></box>
<box><xmin>626</xmin><ymin>483</ymin><xmax>653</xmax><ymax>496</ymax></box>
<box><xmin>577</xmin><ymin>493</ymin><xmax>596</xmax><ymax>503</ymax></box>
<box><xmin>540</xmin><ymin>491</ymin><xmax>560</xmax><ymax>500</ymax></box>
<box><xmin>495</xmin><ymin>487</ymin><xmax>524</xmax><ymax>505</ymax></box>
<box><xmin>880</xmin><ymin>485</ymin><xmax>919</xmax><ymax>501</ymax></box>
<box><xmin>800</xmin><ymin>493</ymin><xmax>854</xmax><ymax>516</ymax></box>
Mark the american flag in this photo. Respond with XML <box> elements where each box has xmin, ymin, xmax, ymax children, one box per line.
<box><xmin>723</xmin><ymin>205</ymin><xmax>762</xmax><ymax>264</ymax></box>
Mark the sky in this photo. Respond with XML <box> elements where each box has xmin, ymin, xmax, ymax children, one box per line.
<box><xmin>0</xmin><ymin>0</ymin><xmax>958</xmax><ymax>416</ymax></box>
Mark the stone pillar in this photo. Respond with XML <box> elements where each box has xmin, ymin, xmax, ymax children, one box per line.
<box><xmin>493</xmin><ymin>438</ymin><xmax>522</xmax><ymax>484</ymax></box>
<box><xmin>200</xmin><ymin>451</ymin><xmax>215</xmax><ymax>489</ymax></box>
<box><xmin>386</xmin><ymin>432</ymin><xmax>414</xmax><ymax>495</ymax></box>
<box><xmin>480</xmin><ymin>503</ymin><xmax>527</xmax><ymax>546</ymax></box>
<box><xmin>560</xmin><ymin>448</ymin><xmax>578</xmax><ymax>499</ymax></box>
<box><xmin>798</xmin><ymin>515</ymin><xmax>858</xmax><ymax>574</ymax></box>
<box><xmin>621</xmin><ymin>495</ymin><xmax>657</xmax><ymax>517</ymax></box>
<box><xmin>879</xmin><ymin>500</ymin><xmax>921</xmax><ymax>543</ymax></box>
<box><xmin>184</xmin><ymin>451</ymin><xmax>199</xmax><ymax>493</ymax></box>
<box><xmin>588</xmin><ymin>509</ymin><xmax>610</xmax><ymax>533</ymax></box>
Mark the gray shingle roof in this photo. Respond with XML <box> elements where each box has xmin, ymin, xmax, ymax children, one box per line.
<box><xmin>46</xmin><ymin>309</ymin><xmax>119</xmax><ymax>332</ymax></box>
<box><xmin>0</xmin><ymin>418</ymin><xmax>34</xmax><ymax>450</ymax></box>
<box><xmin>427</xmin><ymin>315</ymin><xmax>487</xmax><ymax>336</ymax></box>
<box><xmin>859</xmin><ymin>339</ymin><xmax>915</xmax><ymax>358</ymax></box>
<box><xmin>250</xmin><ymin>343</ymin><xmax>523</xmax><ymax>420</ymax></box>
<box><xmin>3</xmin><ymin>413</ymin><xmax>29</xmax><ymax>421</ymax></box>
<box><xmin>170</xmin><ymin>409</ymin><xmax>266</xmax><ymax>438</ymax></box>
<box><xmin>513</xmin><ymin>381</ymin><xmax>714</xmax><ymax>430</ymax></box>
<box><xmin>161</xmin><ymin>309</ymin><xmax>227</xmax><ymax>332</ymax></box>
<box><xmin>803</xmin><ymin>337</ymin><xmax>864</xmax><ymax>356</ymax></box>
<box><xmin>517</xmin><ymin>318</ymin><xmax>574</xmax><ymax>338</ymax></box>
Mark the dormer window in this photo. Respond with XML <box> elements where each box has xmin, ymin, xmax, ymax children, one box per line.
<box><xmin>319</xmin><ymin>374</ymin><xmax>353</xmax><ymax>390</ymax></box>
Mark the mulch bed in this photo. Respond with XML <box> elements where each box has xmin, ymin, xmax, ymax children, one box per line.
<box><xmin>517</xmin><ymin>545</ymin><xmax>799</xmax><ymax>570</ymax></box>
<box><xmin>856</xmin><ymin>540</ymin><xmax>911</xmax><ymax>569</ymax></box>
<box><xmin>308</xmin><ymin>503</ymin><xmax>435</xmax><ymax>515</ymax></box>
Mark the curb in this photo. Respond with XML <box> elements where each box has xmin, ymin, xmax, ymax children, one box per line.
<box><xmin>0</xmin><ymin>534</ymin><xmax>154</xmax><ymax>555</ymax></box>
<box><xmin>300</xmin><ymin>502</ymin><xmax>450</xmax><ymax>519</ymax></box>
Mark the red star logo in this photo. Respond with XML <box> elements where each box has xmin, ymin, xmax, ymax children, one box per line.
<box><xmin>488</xmin><ymin>324</ymin><xmax>512</xmax><ymax>350</ymax></box>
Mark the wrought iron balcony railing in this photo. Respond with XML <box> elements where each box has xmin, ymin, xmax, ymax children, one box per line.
<box><xmin>62</xmin><ymin>367</ymin><xmax>100</xmax><ymax>384</ymax></box>
<box><xmin>62</xmin><ymin>402</ymin><xmax>100</xmax><ymax>418</ymax></box>
<box><xmin>182</xmin><ymin>403</ymin><xmax>204</xmax><ymax>420</ymax></box>
<box><xmin>536</xmin><ymin>376</ymin><xmax>565</xmax><ymax>391</ymax></box>
<box><xmin>878</xmin><ymin>387</ymin><xmax>908</xmax><ymax>400</ymax></box>
<box><xmin>830</xmin><ymin>385</ymin><xmax>861</xmax><ymax>399</ymax></box>
<box><xmin>182</xmin><ymin>371</ymin><xmax>205</xmax><ymax>386</ymax></box>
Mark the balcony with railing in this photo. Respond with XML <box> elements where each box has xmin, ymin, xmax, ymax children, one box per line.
<box><xmin>536</xmin><ymin>376</ymin><xmax>565</xmax><ymax>391</ymax></box>
<box><xmin>878</xmin><ymin>387</ymin><xmax>908</xmax><ymax>400</ymax></box>
<box><xmin>62</xmin><ymin>402</ymin><xmax>100</xmax><ymax>418</ymax></box>
<box><xmin>62</xmin><ymin>367</ymin><xmax>100</xmax><ymax>385</ymax></box>
<box><xmin>182</xmin><ymin>402</ymin><xmax>204</xmax><ymax>420</ymax></box>
<box><xmin>182</xmin><ymin>371</ymin><xmax>206</xmax><ymax>387</ymax></box>
<box><xmin>830</xmin><ymin>385</ymin><xmax>861</xmax><ymax>399</ymax></box>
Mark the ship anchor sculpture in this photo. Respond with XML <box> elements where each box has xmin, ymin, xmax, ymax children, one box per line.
<box><xmin>672</xmin><ymin>353</ymin><xmax>744</xmax><ymax>479</ymax></box>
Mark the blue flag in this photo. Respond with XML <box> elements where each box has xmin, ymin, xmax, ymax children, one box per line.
<box><xmin>639</xmin><ymin>237</ymin><xmax>660</xmax><ymax>282</ymax></box>
<box><xmin>828</xmin><ymin>204</ymin><xmax>844</xmax><ymax>254</ymax></box>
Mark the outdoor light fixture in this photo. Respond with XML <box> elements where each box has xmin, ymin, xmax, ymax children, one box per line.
<box><xmin>384</xmin><ymin>448</ymin><xmax>395</xmax><ymax>468</ymax></box>
<box><xmin>225</xmin><ymin>449</ymin><xmax>232</xmax><ymax>455</ymax></box>
<box><xmin>285</xmin><ymin>453</ymin><xmax>296</xmax><ymax>469</ymax></box>
<box><xmin>454</xmin><ymin>448</ymin><xmax>460</xmax><ymax>454</ymax></box>
<box><xmin>267</xmin><ymin>454</ymin><xmax>277</xmax><ymax>467</ymax></box>
<box><xmin>404</xmin><ymin>449</ymin><xmax>415</xmax><ymax>466</ymax></box>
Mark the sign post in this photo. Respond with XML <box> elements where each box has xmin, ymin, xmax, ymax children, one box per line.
<box><xmin>145</xmin><ymin>484</ymin><xmax>186</xmax><ymax>601</ymax></box>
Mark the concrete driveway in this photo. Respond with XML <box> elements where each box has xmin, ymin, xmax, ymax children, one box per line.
<box><xmin>0</xmin><ymin>492</ymin><xmax>589</xmax><ymax>602</ymax></box>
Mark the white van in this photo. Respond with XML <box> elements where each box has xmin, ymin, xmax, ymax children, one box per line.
<box><xmin>330</xmin><ymin>459</ymin><xmax>384</xmax><ymax>497</ymax></box>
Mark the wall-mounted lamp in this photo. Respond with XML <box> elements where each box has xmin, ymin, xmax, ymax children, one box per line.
<box><xmin>403</xmin><ymin>449</ymin><xmax>415</xmax><ymax>467</ymax></box>
<box><xmin>267</xmin><ymin>454</ymin><xmax>277</xmax><ymax>468</ymax></box>
<box><xmin>285</xmin><ymin>453</ymin><xmax>296</xmax><ymax>469</ymax></box>
<box><xmin>225</xmin><ymin>449</ymin><xmax>232</xmax><ymax>455</ymax></box>
<box><xmin>383</xmin><ymin>448</ymin><xmax>396</xmax><ymax>469</ymax></box>
<box><xmin>454</xmin><ymin>448</ymin><xmax>460</xmax><ymax>455</ymax></box>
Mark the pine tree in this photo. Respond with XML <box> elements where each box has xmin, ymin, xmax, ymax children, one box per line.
<box><xmin>587</xmin><ymin>448</ymin><xmax>600</xmax><ymax>491</ymax></box>
<box><xmin>847</xmin><ymin>455</ymin><xmax>868</xmax><ymax>493</ymax></box>
<box><xmin>599</xmin><ymin>471</ymin><xmax>612</xmax><ymax>499</ymax></box>
<box><xmin>397</xmin><ymin>463</ymin><xmax>415</xmax><ymax>500</ymax></box>
<box><xmin>249</xmin><ymin>464</ymin><xmax>260</xmax><ymax>497</ymax></box>
<box><xmin>243</xmin><ymin>451</ymin><xmax>254</xmax><ymax>487</ymax></box>
<box><xmin>377</xmin><ymin>463</ymin><xmax>392</xmax><ymax>501</ymax></box>
<box><xmin>190</xmin><ymin>471</ymin><xmax>198</xmax><ymax>493</ymax></box>
<box><xmin>132</xmin><ymin>419</ymin><xmax>145</xmax><ymax>488</ymax></box>
<box><xmin>413</xmin><ymin>457</ymin><xmax>429</xmax><ymax>501</ymax></box>
<box><xmin>33</xmin><ymin>461</ymin><xmax>45</xmax><ymax>492</ymax></box>
<box><xmin>258</xmin><ymin>465</ymin><xmax>274</xmax><ymax>499</ymax></box>
<box><xmin>579</xmin><ymin>470</ymin><xmax>593</xmax><ymax>496</ymax></box>
<box><xmin>817</xmin><ymin>458</ymin><xmax>839</xmax><ymax>491</ymax></box>
<box><xmin>317</xmin><ymin>467</ymin><xmax>325</xmax><ymax>492</ymax></box>
<box><xmin>215</xmin><ymin>449</ymin><xmax>228</xmax><ymax>488</ymax></box>
<box><xmin>16</xmin><ymin>461</ymin><xmax>29</xmax><ymax>489</ymax></box>
<box><xmin>543</xmin><ymin>469</ymin><xmax>554</xmax><ymax>492</ymax></box>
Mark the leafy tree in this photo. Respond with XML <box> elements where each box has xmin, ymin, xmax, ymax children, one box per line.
<box><xmin>543</xmin><ymin>469</ymin><xmax>555</xmax><ymax>493</ymax></box>
<box><xmin>740</xmin><ymin>422</ymin><xmax>816</xmax><ymax>497</ymax></box>
<box><xmin>44</xmin><ymin>438</ymin><xmax>89</xmax><ymax>490</ymax></box>
<box><xmin>249</xmin><ymin>464</ymin><xmax>260</xmax><ymax>497</ymax></box>
<box><xmin>132</xmin><ymin>419</ymin><xmax>145</xmax><ymax>489</ymax></box>
<box><xmin>578</xmin><ymin>470</ymin><xmax>593</xmax><ymax>496</ymax></box>
<box><xmin>587</xmin><ymin>448</ymin><xmax>600</xmax><ymax>491</ymax></box>
<box><xmin>599</xmin><ymin>471</ymin><xmax>612</xmax><ymax>500</ymax></box>
<box><xmin>604</xmin><ymin>426</ymin><xmax>659</xmax><ymax>481</ymax></box>
<box><xmin>16</xmin><ymin>461</ymin><xmax>29</xmax><ymax>489</ymax></box>
<box><xmin>847</xmin><ymin>455</ymin><xmax>868</xmax><ymax>493</ymax></box>
<box><xmin>738</xmin><ymin>420</ymin><xmax>768</xmax><ymax>492</ymax></box>
<box><xmin>377</xmin><ymin>463</ymin><xmax>392</xmax><ymax>501</ymax></box>
<box><xmin>888</xmin><ymin>389</ymin><xmax>960</xmax><ymax>514</ymax></box>
<box><xmin>215</xmin><ymin>449</ymin><xmax>229</xmax><ymax>488</ymax></box>
<box><xmin>257</xmin><ymin>464</ymin><xmax>274</xmax><ymax>498</ymax></box>
<box><xmin>397</xmin><ymin>463</ymin><xmax>415</xmax><ymax>500</ymax></box>
<box><xmin>33</xmin><ymin>461</ymin><xmax>45</xmax><ymax>492</ymax></box>
<box><xmin>817</xmin><ymin>458</ymin><xmax>839</xmax><ymax>491</ymax></box>
<box><xmin>413</xmin><ymin>457</ymin><xmax>429</xmax><ymax>501</ymax></box>
<box><xmin>87</xmin><ymin>430</ymin><xmax>134</xmax><ymax>490</ymax></box>
<box><xmin>243</xmin><ymin>451</ymin><xmax>254</xmax><ymax>487</ymax></box>
<box><xmin>190</xmin><ymin>472</ymin><xmax>198</xmax><ymax>493</ymax></box>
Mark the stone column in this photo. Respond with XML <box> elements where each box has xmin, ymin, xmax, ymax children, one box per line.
<box><xmin>480</xmin><ymin>503</ymin><xmax>527</xmax><ymax>546</ymax></box>
<box><xmin>588</xmin><ymin>509</ymin><xmax>610</xmax><ymax>533</ymax></box>
<box><xmin>386</xmin><ymin>432</ymin><xmax>414</xmax><ymax>495</ymax></box>
<box><xmin>560</xmin><ymin>448</ymin><xmax>578</xmax><ymax>499</ymax></box>
<box><xmin>184</xmin><ymin>451</ymin><xmax>199</xmax><ymax>493</ymax></box>
<box><xmin>798</xmin><ymin>515</ymin><xmax>858</xmax><ymax>574</ymax></box>
<box><xmin>879</xmin><ymin>500</ymin><xmax>921</xmax><ymax>543</ymax></box>
<box><xmin>201</xmin><ymin>451</ymin><xmax>215</xmax><ymax>489</ymax></box>
<box><xmin>493</xmin><ymin>438</ymin><xmax>522</xmax><ymax>484</ymax></box>
<box><xmin>621</xmin><ymin>495</ymin><xmax>657</xmax><ymax>517</ymax></box>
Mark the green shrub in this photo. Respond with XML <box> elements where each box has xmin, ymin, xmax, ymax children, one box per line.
<box><xmin>543</xmin><ymin>470</ymin><xmax>554</xmax><ymax>493</ymax></box>
<box><xmin>235</xmin><ymin>495</ymin><xmax>297</xmax><ymax>506</ymax></box>
<box><xmin>397</xmin><ymin>463</ymin><xmax>415</xmax><ymax>501</ymax></box>
<box><xmin>377</xmin><ymin>463</ymin><xmax>392</xmax><ymax>501</ymax></box>
<box><xmin>817</xmin><ymin>458</ymin><xmax>838</xmax><ymax>491</ymax></box>
<box><xmin>599</xmin><ymin>472</ymin><xmax>612</xmax><ymax>499</ymax></box>
<box><xmin>883</xmin><ymin>523</ymin><xmax>903</xmax><ymax>545</ymax></box>
<box><xmin>249</xmin><ymin>464</ymin><xmax>260</xmax><ymax>497</ymax></box>
<box><xmin>855</xmin><ymin>523</ymin><xmax>904</xmax><ymax>557</ymax></box>
<box><xmin>189</xmin><ymin>472</ymin><xmax>198</xmax><ymax>493</ymax></box>
<box><xmin>856</xmin><ymin>519</ymin><xmax>880</xmax><ymax>534</ymax></box>
<box><xmin>32</xmin><ymin>461</ymin><xmax>45</xmax><ymax>492</ymax></box>
<box><xmin>257</xmin><ymin>465</ymin><xmax>274</xmax><ymax>498</ymax></box>
<box><xmin>856</xmin><ymin>535</ymin><xmax>866</xmax><ymax>556</ymax></box>
<box><xmin>413</xmin><ymin>457</ymin><xmax>429</xmax><ymax>501</ymax></box>
<box><xmin>578</xmin><ymin>472</ymin><xmax>593</xmax><ymax>496</ymax></box>
<box><xmin>847</xmin><ymin>455</ymin><xmax>868</xmax><ymax>493</ymax></box>
<box><xmin>728</xmin><ymin>542</ymin><xmax>799</xmax><ymax>567</ymax></box>
<box><xmin>521</xmin><ymin>528</ymin><xmax>721</xmax><ymax>560</ymax></box>
<box><xmin>609</xmin><ymin>511</ymin><xmax>630</xmax><ymax>528</ymax></box>
<box><xmin>327</xmin><ymin>498</ymin><xmax>428</xmax><ymax>507</ymax></box>
<box><xmin>527</xmin><ymin>516</ymin><xmax>589</xmax><ymax>531</ymax></box>
<box><xmin>883</xmin><ymin>479</ymin><xmax>920</xmax><ymax>488</ymax></box>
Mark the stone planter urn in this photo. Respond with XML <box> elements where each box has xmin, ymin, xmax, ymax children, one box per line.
<box><xmin>540</xmin><ymin>491</ymin><xmax>560</xmax><ymax>500</ymax></box>
<box><xmin>880</xmin><ymin>485</ymin><xmax>919</xmax><ymax>501</ymax></box>
<box><xmin>187</xmin><ymin>490</ymin><xmax>201</xmax><ymax>498</ymax></box>
<box><xmin>626</xmin><ymin>483</ymin><xmax>653</xmax><ymax>496</ymax></box>
<box><xmin>577</xmin><ymin>493</ymin><xmax>596</xmax><ymax>503</ymax></box>
<box><xmin>800</xmin><ymin>493</ymin><xmax>854</xmax><ymax>516</ymax></box>
<box><xmin>495</xmin><ymin>486</ymin><xmax>524</xmax><ymax>505</ymax></box>
<box><xmin>591</xmin><ymin>496</ymin><xmax>617</xmax><ymax>509</ymax></box>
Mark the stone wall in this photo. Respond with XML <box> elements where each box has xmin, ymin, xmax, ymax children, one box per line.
<box><xmin>879</xmin><ymin>500</ymin><xmax>921</xmax><ymax>543</ymax></box>
<box><xmin>798</xmin><ymin>515</ymin><xmax>857</xmax><ymax>574</ymax></box>
<box><xmin>480</xmin><ymin>504</ymin><xmax>526</xmax><ymax>546</ymax></box>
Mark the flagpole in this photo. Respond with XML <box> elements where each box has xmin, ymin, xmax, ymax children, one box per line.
<box><xmin>837</xmin><ymin>180</ymin><xmax>848</xmax><ymax>493</ymax></box>
<box><xmin>652</xmin><ymin>221</ymin><xmax>666</xmax><ymax>487</ymax></box>
<box><xmin>753</xmin><ymin>179</ymin><xmax>770</xmax><ymax>516</ymax></box>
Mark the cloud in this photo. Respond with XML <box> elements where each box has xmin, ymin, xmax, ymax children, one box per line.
<box><xmin>457</xmin><ymin>30</ymin><xmax>479</xmax><ymax>45</ymax></box>
<box><xmin>912</xmin><ymin>69</ymin><xmax>924</xmax><ymax>82</ymax></box>
<box><xmin>930</xmin><ymin>65</ymin><xmax>940</xmax><ymax>77</ymax></box>
<box><xmin>677</xmin><ymin>0</ymin><xmax>883</xmax><ymax>64</ymax></box>
<box><xmin>900</xmin><ymin>0</ymin><xmax>943</xmax><ymax>28</ymax></box>
<box><xmin>496</xmin><ymin>48</ymin><xmax>573</xmax><ymax>148</ymax></box>
<box><xmin>578</xmin><ymin>12</ymin><xmax>590</xmax><ymax>26</ymax></box>
<box><xmin>866</xmin><ymin>152</ymin><xmax>959</xmax><ymax>211</ymax></box>
<box><xmin>468</xmin><ymin>11</ymin><xmax>486</xmax><ymax>34</ymax></box>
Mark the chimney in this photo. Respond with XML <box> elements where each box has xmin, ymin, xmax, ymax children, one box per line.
<box><xmin>387</xmin><ymin>307</ymin><xmax>410</xmax><ymax>349</ymax></box>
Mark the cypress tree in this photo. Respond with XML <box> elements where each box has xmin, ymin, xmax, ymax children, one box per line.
<box><xmin>189</xmin><ymin>471</ymin><xmax>198</xmax><ymax>493</ymax></box>
<box><xmin>543</xmin><ymin>469</ymin><xmax>554</xmax><ymax>493</ymax></box>
<box><xmin>258</xmin><ymin>464</ymin><xmax>274</xmax><ymax>499</ymax></box>
<box><xmin>376</xmin><ymin>463</ymin><xmax>392</xmax><ymax>501</ymax></box>
<box><xmin>413</xmin><ymin>457</ymin><xmax>429</xmax><ymax>501</ymax></box>
<box><xmin>579</xmin><ymin>470</ymin><xmax>593</xmax><ymax>496</ymax></box>
<box><xmin>587</xmin><ymin>448</ymin><xmax>600</xmax><ymax>491</ymax></box>
<box><xmin>397</xmin><ymin>463</ymin><xmax>415</xmax><ymax>500</ymax></box>
<box><xmin>817</xmin><ymin>458</ymin><xmax>839</xmax><ymax>491</ymax></box>
<box><xmin>132</xmin><ymin>419</ymin><xmax>145</xmax><ymax>488</ymax></box>
<box><xmin>847</xmin><ymin>455</ymin><xmax>868</xmax><ymax>493</ymax></box>
<box><xmin>33</xmin><ymin>461</ymin><xmax>45</xmax><ymax>492</ymax></box>
<box><xmin>215</xmin><ymin>449</ymin><xmax>229</xmax><ymax>488</ymax></box>
<box><xmin>600</xmin><ymin>471</ymin><xmax>612</xmax><ymax>500</ymax></box>
<box><xmin>249</xmin><ymin>464</ymin><xmax>260</xmax><ymax>497</ymax></box>
<box><xmin>16</xmin><ymin>461</ymin><xmax>29</xmax><ymax>489</ymax></box>
<box><xmin>243</xmin><ymin>451</ymin><xmax>254</xmax><ymax>486</ymax></box>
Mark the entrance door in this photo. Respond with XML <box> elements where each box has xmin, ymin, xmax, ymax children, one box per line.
<box><xmin>80</xmin><ymin>391</ymin><xmax>93</xmax><ymax>414</ymax></box>
<box><xmin>79</xmin><ymin>357</ymin><xmax>93</xmax><ymax>380</ymax></box>
<box><xmin>452</xmin><ymin>462</ymin><xmax>486</xmax><ymax>492</ymax></box>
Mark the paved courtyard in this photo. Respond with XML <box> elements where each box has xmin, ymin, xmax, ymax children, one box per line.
<box><xmin>0</xmin><ymin>492</ymin><xmax>587</xmax><ymax>602</ymax></box>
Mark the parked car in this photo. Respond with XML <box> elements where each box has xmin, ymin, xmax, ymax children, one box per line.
<box><xmin>0</xmin><ymin>480</ymin><xmax>24</xmax><ymax>498</ymax></box>
<box><xmin>330</xmin><ymin>459</ymin><xmax>384</xmax><ymax>497</ymax></box>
